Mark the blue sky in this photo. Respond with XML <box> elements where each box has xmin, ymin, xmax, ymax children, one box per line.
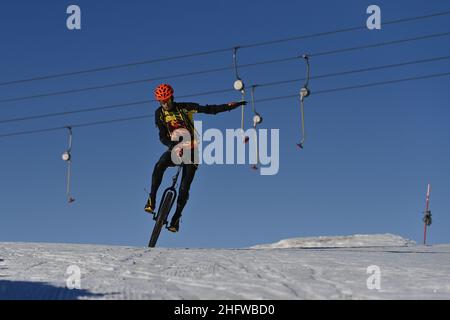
<box><xmin>0</xmin><ymin>0</ymin><xmax>449</xmax><ymax>248</ymax></box>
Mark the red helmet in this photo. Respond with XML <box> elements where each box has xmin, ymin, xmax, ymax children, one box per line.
<box><xmin>154</xmin><ymin>84</ymin><xmax>174</xmax><ymax>101</ymax></box>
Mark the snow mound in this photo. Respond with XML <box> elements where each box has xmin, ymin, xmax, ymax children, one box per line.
<box><xmin>251</xmin><ymin>234</ymin><xmax>416</xmax><ymax>249</ymax></box>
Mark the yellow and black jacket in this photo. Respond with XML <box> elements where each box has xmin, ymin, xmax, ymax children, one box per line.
<box><xmin>155</xmin><ymin>102</ymin><xmax>237</xmax><ymax>148</ymax></box>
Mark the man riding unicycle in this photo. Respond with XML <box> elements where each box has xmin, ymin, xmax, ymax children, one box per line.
<box><xmin>145</xmin><ymin>84</ymin><xmax>246</xmax><ymax>232</ymax></box>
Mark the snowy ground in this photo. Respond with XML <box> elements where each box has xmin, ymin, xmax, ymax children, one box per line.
<box><xmin>1</xmin><ymin>234</ymin><xmax>449</xmax><ymax>300</ymax></box>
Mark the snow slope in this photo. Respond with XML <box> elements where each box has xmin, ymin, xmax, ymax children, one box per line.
<box><xmin>1</xmin><ymin>234</ymin><xmax>449</xmax><ymax>300</ymax></box>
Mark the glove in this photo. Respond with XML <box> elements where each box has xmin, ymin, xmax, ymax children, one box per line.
<box><xmin>173</xmin><ymin>140</ymin><xmax>198</xmax><ymax>158</ymax></box>
<box><xmin>227</xmin><ymin>101</ymin><xmax>248</xmax><ymax>109</ymax></box>
<box><xmin>171</xmin><ymin>128</ymin><xmax>191</xmax><ymax>143</ymax></box>
<box><xmin>173</xmin><ymin>145</ymin><xmax>184</xmax><ymax>157</ymax></box>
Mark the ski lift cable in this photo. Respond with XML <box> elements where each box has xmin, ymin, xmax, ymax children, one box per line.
<box><xmin>255</xmin><ymin>70</ymin><xmax>450</xmax><ymax>103</ymax></box>
<box><xmin>0</xmin><ymin>115</ymin><xmax>154</xmax><ymax>138</ymax></box>
<box><xmin>1</xmin><ymin>10</ymin><xmax>448</xmax><ymax>87</ymax></box>
<box><xmin>1</xmin><ymin>70</ymin><xmax>450</xmax><ymax>139</ymax></box>
<box><xmin>2</xmin><ymin>31</ymin><xmax>450</xmax><ymax>105</ymax></box>
<box><xmin>310</xmin><ymin>31</ymin><xmax>450</xmax><ymax>58</ymax></box>
<box><xmin>0</xmin><ymin>100</ymin><xmax>151</xmax><ymax>124</ymax></box>
<box><xmin>242</xmin><ymin>10</ymin><xmax>450</xmax><ymax>50</ymax></box>
<box><xmin>2</xmin><ymin>54</ymin><xmax>449</xmax><ymax>125</ymax></box>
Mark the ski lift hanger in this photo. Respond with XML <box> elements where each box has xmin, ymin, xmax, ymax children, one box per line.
<box><xmin>233</xmin><ymin>46</ymin><xmax>244</xmax><ymax>92</ymax></box>
<box><xmin>297</xmin><ymin>54</ymin><xmax>311</xmax><ymax>149</ymax></box>
<box><xmin>250</xmin><ymin>85</ymin><xmax>263</xmax><ymax>171</ymax></box>
<box><xmin>62</xmin><ymin>126</ymin><xmax>75</xmax><ymax>203</ymax></box>
<box><xmin>232</xmin><ymin>47</ymin><xmax>249</xmax><ymax>143</ymax></box>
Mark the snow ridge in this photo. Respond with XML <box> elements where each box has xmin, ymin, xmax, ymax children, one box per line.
<box><xmin>251</xmin><ymin>234</ymin><xmax>416</xmax><ymax>249</ymax></box>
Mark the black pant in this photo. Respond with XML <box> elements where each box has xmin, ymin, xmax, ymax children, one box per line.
<box><xmin>150</xmin><ymin>150</ymin><xmax>198</xmax><ymax>220</ymax></box>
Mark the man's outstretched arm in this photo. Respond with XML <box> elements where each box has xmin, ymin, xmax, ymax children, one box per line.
<box><xmin>178</xmin><ymin>101</ymin><xmax>247</xmax><ymax>115</ymax></box>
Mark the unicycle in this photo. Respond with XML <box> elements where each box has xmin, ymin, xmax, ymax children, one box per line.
<box><xmin>148</xmin><ymin>165</ymin><xmax>182</xmax><ymax>248</ymax></box>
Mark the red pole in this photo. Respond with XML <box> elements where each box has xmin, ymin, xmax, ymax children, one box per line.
<box><xmin>423</xmin><ymin>183</ymin><xmax>431</xmax><ymax>245</ymax></box>
<box><xmin>423</xmin><ymin>220</ymin><xmax>427</xmax><ymax>245</ymax></box>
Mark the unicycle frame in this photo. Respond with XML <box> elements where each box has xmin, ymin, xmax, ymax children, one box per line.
<box><xmin>148</xmin><ymin>165</ymin><xmax>182</xmax><ymax>248</ymax></box>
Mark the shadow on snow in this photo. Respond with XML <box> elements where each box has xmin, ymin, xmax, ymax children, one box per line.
<box><xmin>0</xmin><ymin>280</ymin><xmax>104</xmax><ymax>300</ymax></box>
